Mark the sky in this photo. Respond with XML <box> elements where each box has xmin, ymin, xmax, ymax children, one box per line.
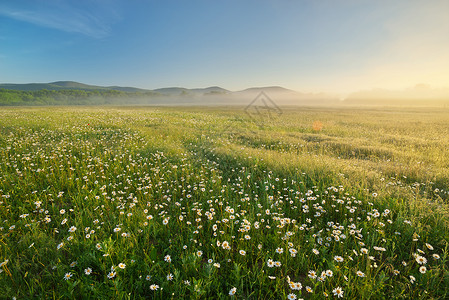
<box><xmin>1</xmin><ymin>0</ymin><xmax>448</xmax><ymax>94</ymax></box>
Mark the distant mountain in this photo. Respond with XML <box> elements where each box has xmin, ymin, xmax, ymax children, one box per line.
<box><xmin>237</xmin><ymin>86</ymin><xmax>297</xmax><ymax>94</ymax></box>
<box><xmin>50</xmin><ymin>81</ymin><xmax>108</xmax><ymax>90</ymax></box>
<box><xmin>154</xmin><ymin>86</ymin><xmax>230</xmax><ymax>96</ymax></box>
<box><xmin>191</xmin><ymin>86</ymin><xmax>230</xmax><ymax>95</ymax></box>
<box><xmin>153</xmin><ymin>87</ymin><xmax>190</xmax><ymax>95</ymax></box>
<box><xmin>0</xmin><ymin>81</ymin><xmax>107</xmax><ymax>91</ymax></box>
<box><xmin>106</xmin><ymin>86</ymin><xmax>151</xmax><ymax>93</ymax></box>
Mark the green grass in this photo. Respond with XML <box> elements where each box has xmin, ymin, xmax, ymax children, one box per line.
<box><xmin>0</xmin><ymin>106</ymin><xmax>448</xmax><ymax>299</ymax></box>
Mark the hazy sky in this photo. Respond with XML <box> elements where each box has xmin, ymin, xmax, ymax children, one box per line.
<box><xmin>1</xmin><ymin>0</ymin><xmax>448</xmax><ymax>93</ymax></box>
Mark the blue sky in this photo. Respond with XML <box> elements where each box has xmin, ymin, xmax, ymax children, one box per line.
<box><xmin>1</xmin><ymin>0</ymin><xmax>448</xmax><ymax>93</ymax></box>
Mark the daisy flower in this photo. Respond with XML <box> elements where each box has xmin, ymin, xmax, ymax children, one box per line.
<box><xmin>107</xmin><ymin>271</ymin><xmax>116</xmax><ymax>279</ymax></box>
<box><xmin>415</xmin><ymin>255</ymin><xmax>427</xmax><ymax>265</ymax></box>
<box><xmin>287</xmin><ymin>293</ymin><xmax>297</xmax><ymax>300</ymax></box>
<box><xmin>84</xmin><ymin>267</ymin><xmax>92</xmax><ymax>275</ymax></box>
<box><xmin>334</xmin><ymin>256</ymin><xmax>344</xmax><ymax>263</ymax></box>
<box><xmin>229</xmin><ymin>287</ymin><xmax>237</xmax><ymax>296</ymax></box>
<box><xmin>64</xmin><ymin>272</ymin><xmax>72</xmax><ymax>280</ymax></box>
<box><xmin>333</xmin><ymin>286</ymin><xmax>344</xmax><ymax>298</ymax></box>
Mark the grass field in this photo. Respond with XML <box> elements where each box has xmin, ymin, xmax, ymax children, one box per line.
<box><xmin>1</xmin><ymin>106</ymin><xmax>448</xmax><ymax>299</ymax></box>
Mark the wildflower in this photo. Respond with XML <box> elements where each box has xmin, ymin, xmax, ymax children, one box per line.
<box><xmin>150</xmin><ymin>284</ymin><xmax>159</xmax><ymax>290</ymax></box>
<box><xmin>425</xmin><ymin>243</ymin><xmax>434</xmax><ymax>250</ymax></box>
<box><xmin>64</xmin><ymin>272</ymin><xmax>72</xmax><ymax>280</ymax></box>
<box><xmin>107</xmin><ymin>271</ymin><xmax>116</xmax><ymax>279</ymax></box>
<box><xmin>274</xmin><ymin>261</ymin><xmax>282</xmax><ymax>267</ymax></box>
<box><xmin>229</xmin><ymin>287</ymin><xmax>237</xmax><ymax>296</ymax></box>
<box><xmin>164</xmin><ymin>255</ymin><xmax>171</xmax><ymax>263</ymax></box>
<box><xmin>289</xmin><ymin>281</ymin><xmax>302</xmax><ymax>290</ymax></box>
<box><xmin>57</xmin><ymin>242</ymin><xmax>64</xmax><ymax>250</ymax></box>
<box><xmin>287</xmin><ymin>293</ymin><xmax>297</xmax><ymax>300</ymax></box>
<box><xmin>146</xmin><ymin>275</ymin><xmax>151</xmax><ymax>281</ymax></box>
<box><xmin>419</xmin><ymin>266</ymin><xmax>426</xmax><ymax>274</ymax></box>
<box><xmin>289</xmin><ymin>248</ymin><xmax>297</xmax><ymax>257</ymax></box>
<box><xmin>305</xmin><ymin>286</ymin><xmax>313</xmax><ymax>293</ymax></box>
<box><xmin>84</xmin><ymin>267</ymin><xmax>92</xmax><ymax>275</ymax></box>
<box><xmin>333</xmin><ymin>286</ymin><xmax>344</xmax><ymax>298</ymax></box>
<box><xmin>356</xmin><ymin>271</ymin><xmax>366</xmax><ymax>277</ymax></box>
<box><xmin>415</xmin><ymin>255</ymin><xmax>427</xmax><ymax>265</ymax></box>
<box><xmin>184</xmin><ymin>280</ymin><xmax>190</xmax><ymax>285</ymax></box>
<box><xmin>410</xmin><ymin>275</ymin><xmax>416</xmax><ymax>284</ymax></box>
<box><xmin>70</xmin><ymin>261</ymin><xmax>77</xmax><ymax>268</ymax></box>
<box><xmin>68</xmin><ymin>226</ymin><xmax>76</xmax><ymax>233</ymax></box>
<box><xmin>113</xmin><ymin>227</ymin><xmax>121</xmax><ymax>233</ymax></box>
<box><xmin>222</xmin><ymin>241</ymin><xmax>230</xmax><ymax>250</ymax></box>
<box><xmin>213</xmin><ymin>262</ymin><xmax>221</xmax><ymax>268</ymax></box>
<box><xmin>432</xmin><ymin>254</ymin><xmax>440</xmax><ymax>260</ymax></box>
<box><xmin>276</xmin><ymin>247</ymin><xmax>284</xmax><ymax>254</ymax></box>
<box><xmin>312</xmin><ymin>248</ymin><xmax>319</xmax><ymax>255</ymax></box>
<box><xmin>360</xmin><ymin>248</ymin><xmax>368</xmax><ymax>254</ymax></box>
<box><xmin>163</xmin><ymin>218</ymin><xmax>169</xmax><ymax>225</ymax></box>
<box><xmin>167</xmin><ymin>273</ymin><xmax>174</xmax><ymax>280</ymax></box>
<box><xmin>196</xmin><ymin>250</ymin><xmax>203</xmax><ymax>257</ymax></box>
<box><xmin>334</xmin><ymin>256</ymin><xmax>344</xmax><ymax>263</ymax></box>
<box><xmin>267</xmin><ymin>259</ymin><xmax>274</xmax><ymax>268</ymax></box>
<box><xmin>118</xmin><ymin>263</ymin><xmax>126</xmax><ymax>269</ymax></box>
<box><xmin>325</xmin><ymin>270</ymin><xmax>333</xmax><ymax>277</ymax></box>
<box><xmin>239</xmin><ymin>250</ymin><xmax>246</xmax><ymax>256</ymax></box>
<box><xmin>96</xmin><ymin>243</ymin><xmax>102</xmax><ymax>250</ymax></box>
<box><xmin>308</xmin><ymin>270</ymin><xmax>317</xmax><ymax>279</ymax></box>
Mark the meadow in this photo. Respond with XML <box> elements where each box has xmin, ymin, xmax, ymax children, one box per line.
<box><xmin>0</xmin><ymin>106</ymin><xmax>448</xmax><ymax>299</ymax></box>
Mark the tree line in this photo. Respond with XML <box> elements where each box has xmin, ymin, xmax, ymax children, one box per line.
<box><xmin>0</xmin><ymin>89</ymin><xmax>160</xmax><ymax>106</ymax></box>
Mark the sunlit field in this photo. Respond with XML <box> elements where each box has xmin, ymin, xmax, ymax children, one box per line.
<box><xmin>1</xmin><ymin>106</ymin><xmax>448</xmax><ymax>299</ymax></box>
